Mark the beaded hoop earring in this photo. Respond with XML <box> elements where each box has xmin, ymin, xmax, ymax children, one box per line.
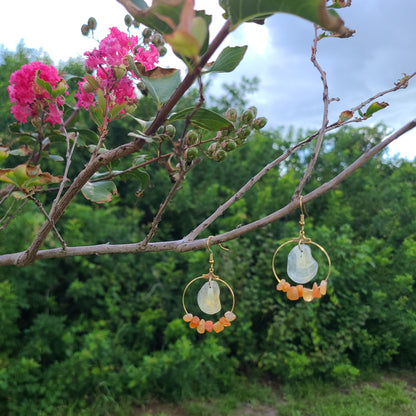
<box><xmin>272</xmin><ymin>197</ymin><xmax>331</xmax><ymax>301</ymax></box>
<box><xmin>182</xmin><ymin>236</ymin><xmax>236</xmax><ymax>333</ymax></box>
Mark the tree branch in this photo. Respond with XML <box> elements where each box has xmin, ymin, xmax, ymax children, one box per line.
<box><xmin>1</xmin><ymin>119</ymin><xmax>414</xmax><ymax>266</ymax></box>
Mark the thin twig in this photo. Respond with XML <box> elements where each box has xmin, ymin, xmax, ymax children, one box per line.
<box><xmin>294</xmin><ymin>26</ymin><xmax>330</xmax><ymax>198</ymax></box>
<box><xmin>0</xmin><ymin>199</ymin><xmax>28</xmax><ymax>231</ymax></box>
<box><xmin>28</xmin><ymin>196</ymin><xmax>66</xmax><ymax>249</ymax></box>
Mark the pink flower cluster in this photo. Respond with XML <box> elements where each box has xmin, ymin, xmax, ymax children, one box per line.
<box><xmin>76</xmin><ymin>27</ymin><xmax>160</xmax><ymax>111</ymax></box>
<box><xmin>8</xmin><ymin>62</ymin><xmax>67</xmax><ymax>125</ymax></box>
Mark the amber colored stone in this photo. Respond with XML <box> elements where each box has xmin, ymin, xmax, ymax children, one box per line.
<box><xmin>296</xmin><ymin>285</ymin><xmax>303</xmax><ymax>297</ymax></box>
<box><xmin>224</xmin><ymin>311</ymin><xmax>236</xmax><ymax>322</ymax></box>
<box><xmin>213</xmin><ymin>321</ymin><xmax>225</xmax><ymax>333</ymax></box>
<box><xmin>303</xmin><ymin>288</ymin><xmax>314</xmax><ymax>302</ymax></box>
<box><xmin>189</xmin><ymin>316</ymin><xmax>200</xmax><ymax>329</ymax></box>
<box><xmin>282</xmin><ymin>281</ymin><xmax>291</xmax><ymax>292</ymax></box>
<box><xmin>220</xmin><ymin>316</ymin><xmax>231</xmax><ymax>327</ymax></box>
<box><xmin>286</xmin><ymin>286</ymin><xmax>299</xmax><ymax>301</ymax></box>
<box><xmin>276</xmin><ymin>279</ymin><xmax>287</xmax><ymax>291</ymax></box>
<box><xmin>205</xmin><ymin>320</ymin><xmax>213</xmax><ymax>332</ymax></box>
<box><xmin>312</xmin><ymin>282</ymin><xmax>321</xmax><ymax>298</ymax></box>
<box><xmin>197</xmin><ymin>319</ymin><xmax>206</xmax><ymax>334</ymax></box>
<box><xmin>183</xmin><ymin>313</ymin><xmax>193</xmax><ymax>322</ymax></box>
<box><xmin>319</xmin><ymin>280</ymin><xmax>328</xmax><ymax>295</ymax></box>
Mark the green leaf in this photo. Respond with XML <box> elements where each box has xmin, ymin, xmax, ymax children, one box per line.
<box><xmin>0</xmin><ymin>145</ymin><xmax>9</xmax><ymax>166</ymax></box>
<box><xmin>73</xmin><ymin>129</ymin><xmax>99</xmax><ymax>146</ymax></box>
<box><xmin>90</xmin><ymin>106</ymin><xmax>104</xmax><ymax>127</ymax></box>
<box><xmin>169</xmin><ymin>107</ymin><xmax>233</xmax><ymax>131</ymax></box>
<box><xmin>364</xmin><ymin>101</ymin><xmax>389</xmax><ymax>119</ymax></box>
<box><xmin>35</xmin><ymin>75</ymin><xmax>53</xmax><ymax>96</ymax></box>
<box><xmin>140</xmin><ymin>68</ymin><xmax>181</xmax><ymax>107</ymax></box>
<box><xmin>48</xmin><ymin>154</ymin><xmax>65</xmax><ymax>162</ymax></box>
<box><xmin>81</xmin><ymin>181</ymin><xmax>118</xmax><ymax>203</ymax></box>
<box><xmin>219</xmin><ymin>0</ymin><xmax>353</xmax><ymax>36</ymax></box>
<box><xmin>204</xmin><ymin>46</ymin><xmax>248</xmax><ymax>74</ymax></box>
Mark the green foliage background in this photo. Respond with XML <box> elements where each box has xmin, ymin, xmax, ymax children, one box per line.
<box><xmin>0</xmin><ymin>46</ymin><xmax>416</xmax><ymax>415</ymax></box>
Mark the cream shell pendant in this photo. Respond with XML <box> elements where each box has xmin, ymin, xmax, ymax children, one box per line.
<box><xmin>197</xmin><ymin>280</ymin><xmax>221</xmax><ymax>314</ymax></box>
<box><xmin>287</xmin><ymin>244</ymin><xmax>318</xmax><ymax>284</ymax></box>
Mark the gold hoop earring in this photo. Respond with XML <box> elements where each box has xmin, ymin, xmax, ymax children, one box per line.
<box><xmin>272</xmin><ymin>197</ymin><xmax>331</xmax><ymax>302</ymax></box>
<box><xmin>182</xmin><ymin>236</ymin><xmax>236</xmax><ymax>333</ymax></box>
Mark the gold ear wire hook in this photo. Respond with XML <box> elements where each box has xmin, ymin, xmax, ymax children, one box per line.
<box><xmin>207</xmin><ymin>236</ymin><xmax>215</xmax><ymax>275</ymax></box>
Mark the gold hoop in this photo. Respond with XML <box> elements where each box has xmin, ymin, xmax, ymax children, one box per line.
<box><xmin>272</xmin><ymin>237</ymin><xmax>331</xmax><ymax>284</ymax></box>
<box><xmin>182</xmin><ymin>272</ymin><xmax>235</xmax><ymax>315</ymax></box>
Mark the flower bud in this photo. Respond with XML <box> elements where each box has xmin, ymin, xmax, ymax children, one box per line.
<box><xmin>184</xmin><ymin>147</ymin><xmax>199</xmax><ymax>162</ymax></box>
<box><xmin>241</xmin><ymin>109</ymin><xmax>255</xmax><ymax>125</ymax></box>
<box><xmin>237</xmin><ymin>126</ymin><xmax>251</xmax><ymax>140</ymax></box>
<box><xmin>253</xmin><ymin>117</ymin><xmax>267</xmax><ymax>130</ymax></box>
<box><xmin>151</xmin><ymin>34</ymin><xmax>164</xmax><ymax>47</ymax></box>
<box><xmin>124</xmin><ymin>15</ymin><xmax>133</xmax><ymax>27</ymax></box>
<box><xmin>207</xmin><ymin>142</ymin><xmax>218</xmax><ymax>154</ymax></box>
<box><xmin>54</xmin><ymin>80</ymin><xmax>68</xmax><ymax>96</ymax></box>
<box><xmin>225</xmin><ymin>107</ymin><xmax>237</xmax><ymax>122</ymax></box>
<box><xmin>142</xmin><ymin>28</ymin><xmax>153</xmax><ymax>38</ymax></box>
<box><xmin>113</xmin><ymin>64</ymin><xmax>127</xmax><ymax>80</ymax></box>
<box><xmin>247</xmin><ymin>106</ymin><xmax>257</xmax><ymax>118</ymax></box>
<box><xmin>186</xmin><ymin>130</ymin><xmax>198</xmax><ymax>145</ymax></box>
<box><xmin>221</xmin><ymin>139</ymin><xmax>237</xmax><ymax>152</ymax></box>
<box><xmin>137</xmin><ymin>81</ymin><xmax>148</xmax><ymax>95</ymax></box>
<box><xmin>81</xmin><ymin>24</ymin><xmax>90</xmax><ymax>36</ymax></box>
<box><xmin>165</xmin><ymin>124</ymin><xmax>176</xmax><ymax>138</ymax></box>
<box><xmin>82</xmin><ymin>80</ymin><xmax>97</xmax><ymax>93</ymax></box>
<box><xmin>125</xmin><ymin>104</ymin><xmax>137</xmax><ymax>114</ymax></box>
<box><xmin>87</xmin><ymin>17</ymin><xmax>97</xmax><ymax>30</ymax></box>
<box><xmin>158</xmin><ymin>46</ymin><xmax>168</xmax><ymax>57</ymax></box>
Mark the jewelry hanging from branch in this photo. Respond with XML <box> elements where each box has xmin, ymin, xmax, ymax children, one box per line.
<box><xmin>272</xmin><ymin>197</ymin><xmax>331</xmax><ymax>301</ymax></box>
<box><xmin>182</xmin><ymin>236</ymin><xmax>236</xmax><ymax>333</ymax></box>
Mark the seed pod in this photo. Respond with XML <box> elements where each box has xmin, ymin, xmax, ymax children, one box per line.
<box><xmin>186</xmin><ymin>130</ymin><xmax>198</xmax><ymax>145</ymax></box>
<box><xmin>124</xmin><ymin>15</ymin><xmax>133</xmax><ymax>27</ymax></box>
<box><xmin>184</xmin><ymin>147</ymin><xmax>199</xmax><ymax>162</ymax></box>
<box><xmin>87</xmin><ymin>17</ymin><xmax>97</xmax><ymax>30</ymax></box>
<box><xmin>81</xmin><ymin>24</ymin><xmax>90</xmax><ymax>36</ymax></box>
<box><xmin>253</xmin><ymin>117</ymin><xmax>267</xmax><ymax>130</ymax></box>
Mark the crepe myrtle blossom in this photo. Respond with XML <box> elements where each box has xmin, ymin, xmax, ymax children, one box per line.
<box><xmin>75</xmin><ymin>27</ymin><xmax>160</xmax><ymax>111</ymax></box>
<box><xmin>8</xmin><ymin>62</ymin><xmax>68</xmax><ymax>125</ymax></box>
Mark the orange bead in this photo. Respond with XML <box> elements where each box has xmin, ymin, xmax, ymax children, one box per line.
<box><xmin>197</xmin><ymin>319</ymin><xmax>206</xmax><ymax>334</ymax></box>
<box><xmin>312</xmin><ymin>282</ymin><xmax>321</xmax><ymax>298</ymax></box>
<box><xmin>219</xmin><ymin>317</ymin><xmax>231</xmax><ymax>327</ymax></box>
<box><xmin>286</xmin><ymin>286</ymin><xmax>299</xmax><ymax>301</ymax></box>
<box><xmin>296</xmin><ymin>285</ymin><xmax>303</xmax><ymax>297</ymax></box>
<box><xmin>303</xmin><ymin>288</ymin><xmax>314</xmax><ymax>302</ymax></box>
<box><xmin>276</xmin><ymin>279</ymin><xmax>287</xmax><ymax>291</ymax></box>
<box><xmin>224</xmin><ymin>311</ymin><xmax>236</xmax><ymax>322</ymax></box>
<box><xmin>319</xmin><ymin>280</ymin><xmax>327</xmax><ymax>295</ymax></box>
<box><xmin>205</xmin><ymin>320</ymin><xmax>213</xmax><ymax>332</ymax></box>
<box><xmin>189</xmin><ymin>316</ymin><xmax>200</xmax><ymax>329</ymax></box>
<box><xmin>213</xmin><ymin>321</ymin><xmax>225</xmax><ymax>333</ymax></box>
<box><xmin>282</xmin><ymin>281</ymin><xmax>291</xmax><ymax>292</ymax></box>
<box><xmin>183</xmin><ymin>313</ymin><xmax>193</xmax><ymax>322</ymax></box>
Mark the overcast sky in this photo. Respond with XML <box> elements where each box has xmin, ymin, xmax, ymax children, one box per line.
<box><xmin>1</xmin><ymin>0</ymin><xmax>416</xmax><ymax>159</ymax></box>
